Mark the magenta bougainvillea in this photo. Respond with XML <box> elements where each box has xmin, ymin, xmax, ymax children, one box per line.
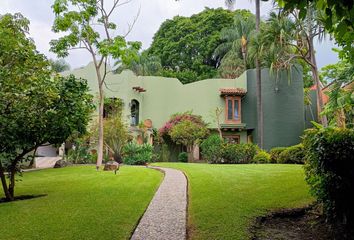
<box><xmin>158</xmin><ymin>112</ymin><xmax>206</xmax><ymax>140</ymax></box>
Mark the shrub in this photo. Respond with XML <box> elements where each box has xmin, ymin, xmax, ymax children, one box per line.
<box><xmin>277</xmin><ymin>144</ymin><xmax>305</xmax><ymax>164</ymax></box>
<box><xmin>66</xmin><ymin>143</ymin><xmax>95</xmax><ymax>164</ymax></box>
<box><xmin>178</xmin><ymin>152</ymin><xmax>188</xmax><ymax>162</ymax></box>
<box><xmin>269</xmin><ymin>147</ymin><xmax>287</xmax><ymax>163</ymax></box>
<box><xmin>122</xmin><ymin>142</ymin><xmax>153</xmax><ymax>165</ymax></box>
<box><xmin>200</xmin><ymin>134</ymin><xmax>224</xmax><ymax>163</ymax></box>
<box><xmin>303</xmin><ymin>126</ymin><xmax>354</xmax><ymax>230</ymax></box>
<box><xmin>252</xmin><ymin>151</ymin><xmax>271</xmax><ymax>164</ymax></box>
<box><xmin>222</xmin><ymin>143</ymin><xmax>258</xmax><ymax>164</ymax></box>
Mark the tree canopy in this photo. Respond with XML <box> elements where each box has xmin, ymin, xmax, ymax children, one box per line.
<box><xmin>50</xmin><ymin>0</ymin><xmax>141</xmax><ymax>168</ymax></box>
<box><xmin>276</xmin><ymin>0</ymin><xmax>354</xmax><ymax>62</ymax></box>
<box><xmin>147</xmin><ymin>8</ymin><xmax>236</xmax><ymax>83</ymax></box>
<box><xmin>0</xmin><ymin>13</ymin><xmax>93</xmax><ymax>201</ymax></box>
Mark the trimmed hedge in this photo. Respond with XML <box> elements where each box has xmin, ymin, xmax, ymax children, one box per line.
<box><xmin>303</xmin><ymin>126</ymin><xmax>354</xmax><ymax>231</ymax></box>
<box><xmin>222</xmin><ymin>143</ymin><xmax>258</xmax><ymax>164</ymax></box>
<box><xmin>277</xmin><ymin>144</ymin><xmax>305</xmax><ymax>164</ymax></box>
<box><xmin>201</xmin><ymin>135</ymin><xmax>258</xmax><ymax>164</ymax></box>
<box><xmin>252</xmin><ymin>150</ymin><xmax>271</xmax><ymax>163</ymax></box>
<box><xmin>269</xmin><ymin>147</ymin><xmax>287</xmax><ymax>163</ymax></box>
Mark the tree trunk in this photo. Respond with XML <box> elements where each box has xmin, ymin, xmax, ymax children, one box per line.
<box><xmin>96</xmin><ymin>85</ymin><xmax>105</xmax><ymax>170</ymax></box>
<box><xmin>0</xmin><ymin>161</ymin><xmax>13</xmax><ymax>201</ymax></box>
<box><xmin>215</xmin><ymin>108</ymin><xmax>223</xmax><ymax>140</ymax></box>
<box><xmin>187</xmin><ymin>145</ymin><xmax>194</xmax><ymax>162</ymax></box>
<box><xmin>8</xmin><ymin>167</ymin><xmax>16</xmax><ymax>199</ymax></box>
<box><xmin>255</xmin><ymin>0</ymin><xmax>264</xmax><ymax>149</ymax></box>
<box><xmin>308</xmin><ymin>37</ymin><xmax>328</xmax><ymax>127</ymax></box>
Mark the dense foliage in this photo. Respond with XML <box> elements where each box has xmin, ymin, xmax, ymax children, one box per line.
<box><xmin>276</xmin><ymin>0</ymin><xmax>353</xmax><ymax>62</ymax></box>
<box><xmin>213</xmin><ymin>11</ymin><xmax>256</xmax><ymax>78</ymax></box>
<box><xmin>200</xmin><ymin>135</ymin><xmax>259</xmax><ymax>164</ymax></box>
<box><xmin>50</xmin><ymin>0</ymin><xmax>141</xmax><ymax>168</ymax></box>
<box><xmin>269</xmin><ymin>147</ymin><xmax>287</xmax><ymax>163</ymax></box>
<box><xmin>159</xmin><ymin>112</ymin><xmax>208</xmax><ymax>141</ymax></box>
<box><xmin>0</xmin><ymin>13</ymin><xmax>93</xmax><ymax>201</ymax></box>
<box><xmin>122</xmin><ymin>142</ymin><xmax>153</xmax><ymax>165</ymax></box>
<box><xmin>159</xmin><ymin>112</ymin><xmax>208</xmax><ymax>161</ymax></box>
<box><xmin>252</xmin><ymin>150</ymin><xmax>271</xmax><ymax>164</ymax></box>
<box><xmin>102</xmin><ymin>98</ymin><xmax>129</xmax><ymax>162</ymax></box>
<box><xmin>66</xmin><ymin>140</ymin><xmax>96</xmax><ymax>164</ymax></box>
<box><xmin>200</xmin><ymin>134</ymin><xmax>224</xmax><ymax>163</ymax></box>
<box><xmin>49</xmin><ymin>59</ymin><xmax>70</xmax><ymax>73</ymax></box>
<box><xmin>178</xmin><ymin>152</ymin><xmax>188</xmax><ymax>163</ymax></box>
<box><xmin>321</xmin><ymin>58</ymin><xmax>354</xmax><ymax>128</ymax></box>
<box><xmin>303</xmin><ymin>126</ymin><xmax>354</xmax><ymax>232</ymax></box>
<box><xmin>147</xmin><ymin>8</ymin><xmax>235</xmax><ymax>83</ymax></box>
<box><xmin>277</xmin><ymin>144</ymin><xmax>305</xmax><ymax>164</ymax></box>
<box><xmin>169</xmin><ymin>120</ymin><xmax>209</xmax><ymax>147</ymax></box>
<box><xmin>222</xmin><ymin>143</ymin><xmax>259</xmax><ymax>164</ymax></box>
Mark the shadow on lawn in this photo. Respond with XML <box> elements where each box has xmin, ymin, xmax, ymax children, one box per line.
<box><xmin>0</xmin><ymin>194</ymin><xmax>47</xmax><ymax>204</ymax></box>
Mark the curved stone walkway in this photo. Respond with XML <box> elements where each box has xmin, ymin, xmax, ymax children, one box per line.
<box><xmin>131</xmin><ymin>167</ymin><xmax>187</xmax><ymax>240</ymax></box>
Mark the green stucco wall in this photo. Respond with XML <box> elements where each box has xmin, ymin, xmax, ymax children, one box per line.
<box><xmin>66</xmin><ymin>63</ymin><xmax>305</xmax><ymax>149</ymax></box>
<box><xmin>66</xmin><ymin>63</ymin><xmax>247</xmax><ymax>130</ymax></box>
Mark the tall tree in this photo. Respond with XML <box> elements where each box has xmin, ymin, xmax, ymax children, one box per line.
<box><xmin>213</xmin><ymin>11</ymin><xmax>256</xmax><ymax>69</ymax></box>
<box><xmin>115</xmin><ymin>51</ymin><xmax>162</xmax><ymax>76</ymax></box>
<box><xmin>50</xmin><ymin>0</ymin><xmax>140</xmax><ymax>169</ymax></box>
<box><xmin>0</xmin><ymin>13</ymin><xmax>93</xmax><ymax>201</ymax></box>
<box><xmin>276</xmin><ymin>0</ymin><xmax>353</xmax><ymax>62</ymax></box>
<box><xmin>147</xmin><ymin>8</ymin><xmax>235</xmax><ymax>82</ymax></box>
<box><xmin>259</xmin><ymin>6</ymin><xmax>328</xmax><ymax>125</ymax></box>
<box><xmin>226</xmin><ymin>0</ymin><xmax>264</xmax><ymax>148</ymax></box>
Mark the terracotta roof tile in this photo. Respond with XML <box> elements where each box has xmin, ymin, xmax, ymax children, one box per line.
<box><xmin>219</xmin><ymin>88</ymin><xmax>247</xmax><ymax>96</ymax></box>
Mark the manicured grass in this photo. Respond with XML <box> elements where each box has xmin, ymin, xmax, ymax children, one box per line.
<box><xmin>0</xmin><ymin>166</ymin><xmax>162</xmax><ymax>240</ymax></box>
<box><xmin>153</xmin><ymin>163</ymin><xmax>313</xmax><ymax>240</ymax></box>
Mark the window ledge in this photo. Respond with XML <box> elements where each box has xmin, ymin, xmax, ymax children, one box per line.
<box><xmin>220</xmin><ymin>123</ymin><xmax>246</xmax><ymax>129</ymax></box>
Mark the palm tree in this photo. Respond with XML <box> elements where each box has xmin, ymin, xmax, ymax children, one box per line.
<box><xmin>226</xmin><ymin>0</ymin><xmax>264</xmax><ymax>148</ymax></box>
<box><xmin>258</xmin><ymin>5</ymin><xmax>329</xmax><ymax>126</ymax></box>
<box><xmin>213</xmin><ymin>14</ymin><xmax>256</xmax><ymax>68</ymax></box>
<box><xmin>115</xmin><ymin>52</ymin><xmax>162</xmax><ymax>76</ymax></box>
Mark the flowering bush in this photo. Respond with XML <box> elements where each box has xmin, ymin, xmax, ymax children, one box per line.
<box><xmin>159</xmin><ymin>112</ymin><xmax>206</xmax><ymax>141</ymax></box>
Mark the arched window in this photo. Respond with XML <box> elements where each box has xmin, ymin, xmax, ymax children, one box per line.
<box><xmin>131</xmin><ymin>99</ymin><xmax>139</xmax><ymax>126</ymax></box>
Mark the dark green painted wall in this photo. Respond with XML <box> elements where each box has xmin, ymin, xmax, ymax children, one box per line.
<box><xmin>242</xmin><ymin>69</ymin><xmax>305</xmax><ymax>150</ymax></box>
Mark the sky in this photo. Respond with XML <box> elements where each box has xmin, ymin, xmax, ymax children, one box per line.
<box><xmin>0</xmin><ymin>0</ymin><xmax>339</xmax><ymax>70</ymax></box>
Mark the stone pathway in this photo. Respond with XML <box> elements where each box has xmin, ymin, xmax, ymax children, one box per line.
<box><xmin>131</xmin><ymin>167</ymin><xmax>187</xmax><ymax>240</ymax></box>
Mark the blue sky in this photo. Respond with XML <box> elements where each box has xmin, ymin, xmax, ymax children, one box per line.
<box><xmin>0</xmin><ymin>0</ymin><xmax>339</xmax><ymax>70</ymax></box>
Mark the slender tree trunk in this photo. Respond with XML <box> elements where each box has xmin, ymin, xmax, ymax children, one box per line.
<box><xmin>0</xmin><ymin>161</ymin><xmax>12</xmax><ymax>201</ymax></box>
<box><xmin>96</xmin><ymin>84</ymin><xmax>105</xmax><ymax>170</ymax></box>
<box><xmin>308</xmin><ymin>37</ymin><xmax>328</xmax><ymax>127</ymax></box>
<box><xmin>187</xmin><ymin>145</ymin><xmax>194</xmax><ymax>163</ymax></box>
<box><xmin>8</xmin><ymin>167</ymin><xmax>16</xmax><ymax>198</ymax></box>
<box><xmin>92</xmin><ymin>58</ymin><xmax>105</xmax><ymax>170</ymax></box>
<box><xmin>215</xmin><ymin>108</ymin><xmax>223</xmax><ymax>140</ymax></box>
<box><xmin>255</xmin><ymin>0</ymin><xmax>264</xmax><ymax>148</ymax></box>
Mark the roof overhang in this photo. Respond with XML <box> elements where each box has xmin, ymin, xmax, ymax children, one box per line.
<box><xmin>220</xmin><ymin>123</ymin><xmax>247</xmax><ymax>130</ymax></box>
<box><xmin>219</xmin><ymin>88</ymin><xmax>247</xmax><ymax>96</ymax></box>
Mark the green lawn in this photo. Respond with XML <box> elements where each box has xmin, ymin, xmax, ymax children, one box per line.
<box><xmin>0</xmin><ymin>166</ymin><xmax>162</xmax><ymax>240</ymax></box>
<box><xmin>153</xmin><ymin>163</ymin><xmax>313</xmax><ymax>240</ymax></box>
